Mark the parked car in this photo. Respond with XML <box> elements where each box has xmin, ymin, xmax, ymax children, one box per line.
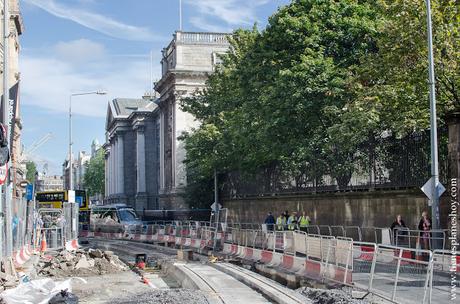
<box><xmin>90</xmin><ymin>204</ymin><xmax>143</xmax><ymax>233</ymax></box>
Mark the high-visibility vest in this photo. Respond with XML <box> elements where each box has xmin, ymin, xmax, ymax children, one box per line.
<box><xmin>276</xmin><ymin>217</ymin><xmax>285</xmax><ymax>229</ymax></box>
<box><xmin>299</xmin><ymin>216</ymin><xmax>310</xmax><ymax>227</ymax></box>
<box><xmin>287</xmin><ymin>216</ymin><xmax>296</xmax><ymax>230</ymax></box>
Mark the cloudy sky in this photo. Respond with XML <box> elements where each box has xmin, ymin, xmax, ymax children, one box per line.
<box><xmin>20</xmin><ymin>0</ymin><xmax>289</xmax><ymax>174</ymax></box>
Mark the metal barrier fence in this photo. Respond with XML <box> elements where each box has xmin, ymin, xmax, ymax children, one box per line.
<box><xmin>80</xmin><ymin>221</ymin><xmax>456</xmax><ymax>303</ymax></box>
<box><xmin>430</xmin><ymin>249</ymin><xmax>460</xmax><ymax>303</ymax></box>
<box><xmin>369</xmin><ymin>245</ymin><xmax>432</xmax><ymax>303</ymax></box>
<box><xmin>40</xmin><ymin>227</ymin><xmax>64</xmax><ymax>250</ymax></box>
<box><xmin>394</xmin><ymin>229</ymin><xmax>447</xmax><ymax>251</ymax></box>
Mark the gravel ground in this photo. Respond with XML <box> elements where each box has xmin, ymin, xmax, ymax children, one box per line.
<box><xmin>110</xmin><ymin>289</ymin><xmax>209</xmax><ymax>304</ymax></box>
<box><xmin>71</xmin><ymin>272</ymin><xmax>153</xmax><ymax>304</ymax></box>
<box><xmin>298</xmin><ymin>287</ymin><xmax>370</xmax><ymax>304</ymax></box>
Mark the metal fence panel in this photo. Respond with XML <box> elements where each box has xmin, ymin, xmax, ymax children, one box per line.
<box><xmin>370</xmin><ymin>245</ymin><xmax>432</xmax><ymax>304</ymax></box>
<box><xmin>352</xmin><ymin>242</ymin><xmax>377</xmax><ymax>290</ymax></box>
<box><xmin>430</xmin><ymin>250</ymin><xmax>460</xmax><ymax>303</ymax></box>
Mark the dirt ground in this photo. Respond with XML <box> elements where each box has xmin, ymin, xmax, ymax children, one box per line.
<box><xmin>71</xmin><ymin>272</ymin><xmax>152</xmax><ymax>304</ymax></box>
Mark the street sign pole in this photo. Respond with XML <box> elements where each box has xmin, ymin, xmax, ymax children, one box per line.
<box><xmin>212</xmin><ymin>169</ymin><xmax>219</xmax><ymax>251</ymax></box>
<box><xmin>425</xmin><ymin>0</ymin><xmax>440</xmax><ymax>231</ymax></box>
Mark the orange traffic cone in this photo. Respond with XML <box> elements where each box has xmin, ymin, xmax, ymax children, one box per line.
<box><xmin>40</xmin><ymin>233</ymin><xmax>47</xmax><ymax>253</ymax></box>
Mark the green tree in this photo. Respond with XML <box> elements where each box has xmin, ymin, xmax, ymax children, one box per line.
<box><xmin>349</xmin><ymin>0</ymin><xmax>459</xmax><ymax>135</ymax></box>
<box><xmin>83</xmin><ymin>149</ymin><xmax>105</xmax><ymax>196</ymax></box>
<box><xmin>181</xmin><ymin>0</ymin><xmax>383</xmax><ymax>202</ymax></box>
<box><xmin>25</xmin><ymin>161</ymin><xmax>37</xmax><ymax>183</ymax></box>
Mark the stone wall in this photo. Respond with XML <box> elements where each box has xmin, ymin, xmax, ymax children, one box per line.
<box><xmin>223</xmin><ymin>190</ymin><xmax>452</xmax><ymax>230</ymax></box>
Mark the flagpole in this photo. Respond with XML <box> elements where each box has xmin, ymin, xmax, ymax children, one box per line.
<box><xmin>179</xmin><ymin>0</ymin><xmax>183</xmax><ymax>31</ymax></box>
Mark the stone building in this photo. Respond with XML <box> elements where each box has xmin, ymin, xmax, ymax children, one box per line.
<box><xmin>104</xmin><ymin>98</ymin><xmax>160</xmax><ymax>211</ymax></box>
<box><xmin>104</xmin><ymin>31</ymin><xmax>229</xmax><ymax>210</ymax></box>
<box><xmin>155</xmin><ymin>31</ymin><xmax>229</xmax><ymax>209</ymax></box>
<box><xmin>35</xmin><ymin>174</ymin><xmax>63</xmax><ymax>192</ymax></box>
<box><xmin>74</xmin><ymin>151</ymin><xmax>90</xmax><ymax>190</ymax></box>
<box><xmin>0</xmin><ymin>0</ymin><xmax>24</xmax><ymax>198</ymax></box>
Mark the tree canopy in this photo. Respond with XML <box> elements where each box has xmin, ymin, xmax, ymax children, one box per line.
<box><xmin>181</xmin><ymin>0</ymin><xmax>458</xmax><ymax>205</ymax></box>
<box><xmin>25</xmin><ymin>161</ymin><xmax>37</xmax><ymax>184</ymax></box>
<box><xmin>83</xmin><ymin>149</ymin><xmax>105</xmax><ymax>196</ymax></box>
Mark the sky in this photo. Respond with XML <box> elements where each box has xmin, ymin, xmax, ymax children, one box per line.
<box><xmin>20</xmin><ymin>0</ymin><xmax>289</xmax><ymax>174</ymax></box>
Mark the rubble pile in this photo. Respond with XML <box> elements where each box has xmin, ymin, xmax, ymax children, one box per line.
<box><xmin>299</xmin><ymin>287</ymin><xmax>369</xmax><ymax>304</ymax></box>
<box><xmin>0</xmin><ymin>272</ymin><xmax>18</xmax><ymax>291</ymax></box>
<box><xmin>37</xmin><ymin>248</ymin><xmax>128</xmax><ymax>277</ymax></box>
<box><xmin>111</xmin><ymin>289</ymin><xmax>209</xmax><ymax>304</ymax></box>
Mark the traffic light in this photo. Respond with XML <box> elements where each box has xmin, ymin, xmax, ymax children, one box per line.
<box><xmin>0</xmin><ymin>124</ymin><xmax>10</xmax><ymax>166</ymax></box>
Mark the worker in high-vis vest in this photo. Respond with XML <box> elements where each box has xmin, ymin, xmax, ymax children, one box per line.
<box><xmin>299</xmin><ymin>211</ymin><xmax>311</xmax><ymax>232</ymax></box>
<box><xmin>276</xmin><ymin>214</ymin><xmax>286</xmax><ymax>230</ymax></box>
<box><xmin>287</xmin><ymin>212</ymin><xmax>298</xmax><ymax>230</ymax></box>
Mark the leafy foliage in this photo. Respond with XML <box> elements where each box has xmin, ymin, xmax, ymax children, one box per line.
<box><xmin>83</xmin><ymin>149</ymin><xmax>105</xmax><ymax>196</ymax></box>
<box><xmin>25</xmin><ymin>161</ymin><xmax>37</xmax><ymax>184</ymax></box>
<box><xmin>180</xmin><ymin>0</ymin><xmax>457</xmax><ymax>204</ymax></box>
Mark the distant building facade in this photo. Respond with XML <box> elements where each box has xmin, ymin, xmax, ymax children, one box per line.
<box><xmin>62</xmin><ymin>138</ymin><xmax>100</xmax><ymax>190</ymax></box>
<box><xmin>35</xmin><ymin>174</ymin><xmax>63</xmax><ymax>192</ymax></box>
<box><xmin>155</xmin><ymin>31</ymin><xmax>229</xmax><ymax>209</ymax></box>
<box><xmin>104</xmin><ymin>98</ymin><xmax>159</xmax><ymax>211</ymax></box>
<box><xmin>104</xmin><ymin>31</ymin><xmax>229</xmax><ymax>210</ymax></box>
<box><xmin>75</xmin><ymin>151</ymin><xmax>90</xmax><ymax>190</ymax></box>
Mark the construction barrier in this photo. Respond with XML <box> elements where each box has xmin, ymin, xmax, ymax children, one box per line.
<box><xmin>78</xmin><ymin>221</ymin><xmax>454</xmax><ymax>303</ymax></box>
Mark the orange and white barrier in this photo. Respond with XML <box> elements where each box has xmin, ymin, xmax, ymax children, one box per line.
<box><xmin>14</xmin><ymin>245</ymin><xmax>33</xmax><ymax>266</ymax></box>
<box><xmin>65</xmin><ymin>239</ymin><xmax>80</xmax><ymax>251</ymax></box>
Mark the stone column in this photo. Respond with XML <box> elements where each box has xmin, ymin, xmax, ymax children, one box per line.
<box><xmin>117</xmin><ymin>133</ymin><xmax>125</xmax><ymax>196</ymax></box>
<box><xmin>136</xmin><ymin>126</ymin><xmax>146</xmax><ymax>192</ymax></box>
<box><xmin>105</xmin><ymin>149</ymin><xmax>109</xmax><ymax>196</ymax></box>
<box><xmin>135</xmin><ymin>124</ymin><xmax>148</xmax><ymax>211</ymax></box>
<box><xmin>111</xmin><ymin>139</ymin><xmax>116</xmax><ymax>196</ymax></box>
<box><xmin>159</xmin><ymin>110</ymin><xmax>165</xmax><ymax>191</ymax></box>
<box><xmin>114</xmin><ymin>138</ymin><xmax>119</xmax><ymax>195</ymax></box>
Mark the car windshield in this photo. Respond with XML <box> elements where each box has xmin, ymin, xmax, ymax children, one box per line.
<box><xmin>118</xmin><ymin>209</ymin><xmax>139</xmax><ymax>221</ymax></box>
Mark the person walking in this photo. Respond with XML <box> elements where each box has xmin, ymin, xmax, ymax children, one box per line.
<box><xmin>390</xmin><ymin>214</ymin><xmax>407</xmax><ymax>246</ymax></box>
<box><xmin>298</xmin><ymin>211</ymin><xmax>310</xmax><ymax>232</ymax></box>
<box><xmin>264</xmin><ymin>212</ymin><xmax>275</xmax><ymax>231</ymax></box>
<box><xmin>276</xmin><ymin>213</ymin><xmax>286</xmax><ymax>231</ymax></box>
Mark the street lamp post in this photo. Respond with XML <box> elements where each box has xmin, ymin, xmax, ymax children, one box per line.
<box><xmin>425</xmin><ymin>0</ymin><xmax>440</xmax><ymax>231</ymax></box>
<box><xmin>69</xmin><ymin>91</ymin><xmax>106</xmax><ymax>191</ymax></box>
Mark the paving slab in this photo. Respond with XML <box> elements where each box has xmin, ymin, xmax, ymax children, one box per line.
<box><xmin>176</xmin><ymin>262</ymin><xmax>272</xmax><ymax>304</ymax></box>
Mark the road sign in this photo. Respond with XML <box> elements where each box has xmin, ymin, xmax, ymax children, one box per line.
<box><xmin>76</xmin><ymin>196</ymin><xmax>83</xmax><ymax>207</ymax></box>
<box><xmin>0</xmin><ymin>164</ymin><xmax>7</xmax><ymax>185</ymax></box>
<box><xmin>26</xmin><ymin>184</ymin><xmax>34</xmax><ymax>201</ymax></box>
<box><xmin>421</xmin><ymin>177</ymin><xmax>445</xmax><ymax>202</ymax></box>
<box><xmin>68</xmin><ymin>190</ymin><xmax>75</xmax><ymax>203</ymax></box>
<box><xmin>210</xmin><ymin>202</ymin><xmax>222</xmax><ymax>212</ymax></box>
<box><xmin>18</xmin><ymin>180</ymin><xmax>29</xmax><ymax>188</ymax></box>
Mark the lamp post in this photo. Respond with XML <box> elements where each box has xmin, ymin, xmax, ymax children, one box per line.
<box><xmin>425</xmin><ymin>0</ymin><xmax>440</xmax><ymax>231</ymax></box>
<box><xmin>69</xmin><ymin>91</ymin><xmax>106</xmax><ymax>191</ymax></box>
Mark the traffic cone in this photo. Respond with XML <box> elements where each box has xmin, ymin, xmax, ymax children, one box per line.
<box><xmin>40</xmin><ymin>233</ymin><xmax>47</xmax><ymax>253</ymax></box>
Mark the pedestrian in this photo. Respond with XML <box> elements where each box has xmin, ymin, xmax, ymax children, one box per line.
<box><xmin>418</xmin><ymin>211</ymin><xmax>432</xmax><ymax>251</ymax></box>
<box><xmin>390</xmin><ymin>214</ymin><xmax>407</xmax><ymax>246</ymax></box>
<box><xmin>298</xmin><ymin>211</ymin><xmax>310</xmax><ymax>232</ymax></box>
<box><xmin>287</xmin><ymin>212</ymin><xmax>298</xmax><ymax>231</ymax></box>
<box><xmin>264</xmin><ymin>212</ymin><xmax>275</xmax><ymax>231</ymax></box>
<box><xmin>276</xmin><ymin>213</ymin><xmax>286</xmax><ymax>231</ymax></box>
<box><xmin>282</xmin><ymin>210</ymin><xmax>289</xmax><ymax>230</ymax></box>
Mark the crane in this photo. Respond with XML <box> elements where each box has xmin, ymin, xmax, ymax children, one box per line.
<box><xmin>19</xmin><ymin>132</ymin><xmax>53</xmax><ymax>165</ymax></box>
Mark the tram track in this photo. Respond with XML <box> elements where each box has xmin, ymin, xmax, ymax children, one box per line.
<box><xmin>84</xmin><ymin>237</ymin><xmax>308</xmax><ymax>304</ymax></box>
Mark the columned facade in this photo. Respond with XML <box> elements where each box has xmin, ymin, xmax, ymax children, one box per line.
<box><xmin>154</xmin><ymin>31</ymin><xmax>230</xmax><ymax>209</ymax></box>
<box><xmin>104</xmin><ymin>98</ymin><xmax>159</xmax><ymax>209</ymax></box>
<box><xmin>104</xmin><ymin>31</ymin><xmax>230</xmax><ymax>211</ymax></box>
